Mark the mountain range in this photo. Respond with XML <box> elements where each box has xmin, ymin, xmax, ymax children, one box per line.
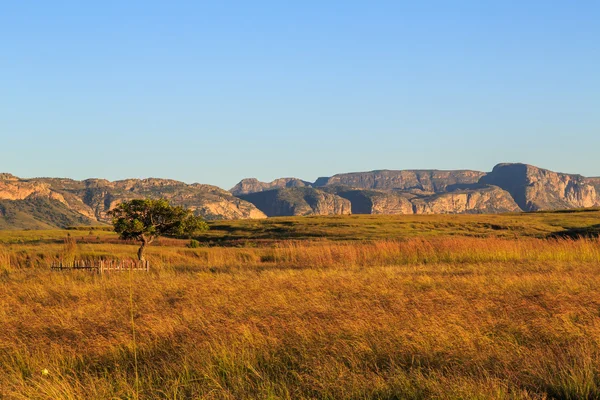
<box><xmin>1</xmin><ymin>163</ymin><xmax>599</xmax><ymax>229</ymax></box>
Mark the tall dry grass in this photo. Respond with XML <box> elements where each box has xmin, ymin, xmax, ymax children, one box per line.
<box><xmin>1</xmin><ymin>237</ymin><xmax>600</xmax><ymax>398</ymax></box>
<box><xmin>3</xmin><ymin>236</ymin><xmax>600</xmax><ymax>271</ymax></box>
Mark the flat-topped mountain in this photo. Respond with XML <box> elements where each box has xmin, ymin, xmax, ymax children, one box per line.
<box><xmin>230</xmin><ymin>178</ymin><xmax>311</xmax><ymax>196</ymax></box>
<box><xmin>314</xmin><ymin>169</ymin><xmax>485</xmax><ymax>193</ymax></box>
<box><xmin>232</xmin><ymin>164</ymin><xmax>600</xmax><ymax>217</ymax></box>
<box><xmin>479</xmin><ymin>163</ymin><xmax>600</xmax><ymax>211</ymax></box>
<box><xmin>1</xmin><ymin>163</ymin><xmax>599</xmax><ymax>229</ymax></box>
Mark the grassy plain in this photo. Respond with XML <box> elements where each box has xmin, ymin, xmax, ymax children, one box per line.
<box><xmin>1</xmin><ymin>211</ymin><xmax>600</xmax><ymax>399</ymax></box>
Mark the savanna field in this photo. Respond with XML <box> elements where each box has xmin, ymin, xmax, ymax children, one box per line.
<box><xmin>1</xmin><ymin>212</ymin><xmax>600</xmax><ymax>399</ymax></box>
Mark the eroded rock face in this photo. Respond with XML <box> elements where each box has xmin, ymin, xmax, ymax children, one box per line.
<box><xmin>0</xmin><ymin>175</ymin><xmax>267</xmax><ymax>226</ymax></box>
<box><xmin>233</xmin><ymin>165</ymin><xmax>600</xmax><ymax>216</ymax></box>
<box><xmin>0</xmin><ymin>179</ymin><xmax>53</xmax><ymax>201</ymax></box>
<box><xmin>69</xmin><ymin>180</ymin><xmax>267</xmax><ymax>221</ymax></box>
<box><xmin>314</xmin><ymin>170</ymin><xmax>485</xmax><ymax>192</ymax></box>
<box><xmin>230</xmin><ymin>178</ymin><xmax>311</xmax><ymax>196</ymax></box>
<box><xmin>411</xmin><ymin>186</ymin><xmax>521</xmax><ymax>214</ymax></box>
<box><xmin>480</xmin><ymin>164</ymin><xmax>600</xmax><ymax>211</ymax></box>
<box><xmin>585</xmin><ymin>177</ymin><xmax>600</xmax><ymax>194</ymax></box>
<box><xmin>328</xmin><ymin>188</ymin><xmax>415</xmax><ymax>215</ymax></box>
<box><xmin>239</xmin><ymin>187</ymin><xmax>351</xmax><ymax>217</ymax></box>
<box><xmin>327</xmin><ymin>185</ymin><xmax>519</xmax><ymax>215</ymax></box>
<box><xmin>0</xmin><ymin>173</ymin><xmax>18</xmax><ymax>181</ymax></box>
<box><xmin>2</xmin><ymin>162</ymin><xmax>600</xmax><ymax>228</ymax></box>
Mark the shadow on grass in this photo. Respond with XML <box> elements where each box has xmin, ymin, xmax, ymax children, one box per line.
<box><xmin>549</xmin><ymin>224</ymin><xmax>600</xmax><ymax>239</ymax></box>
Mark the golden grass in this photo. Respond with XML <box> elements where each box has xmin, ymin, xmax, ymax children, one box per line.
<box><xmin>1</xmin><ymin>228</ymin><xmax>600</xmax><ymax>398</ymax></box>
<box><xmin>2</xmin><ymin>209</ymin><xmax>600</xmax><ymax>245</ymax></box>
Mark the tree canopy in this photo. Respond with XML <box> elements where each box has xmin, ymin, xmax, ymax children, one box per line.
<box><xmin>109</xmin><ymin>199</ymin><xmax>208</xmax><ymax>260</ymax></box>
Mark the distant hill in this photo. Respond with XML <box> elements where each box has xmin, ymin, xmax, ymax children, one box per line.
<box><xmin>239</xmin><ymin>187</ymin><xmax>351</xmax><ymax>217</ymax></box>
<box><xmin>0</xmin><ymin>176</ymin><xmax>266</xmax><ymax>229</ymax></box>
<box><xmin>0</xmin><ymin>198</ymin><xmax>99</xmax><ymax>230</ymax></box>
<box><xmin>232</xmin><ymin>163</ymin><xmax>600</xmax><ymax>217</ymax></box>
<box><xmin>230</xmin><ymin>178</ymin><xmax>311</xmax><ymax>196</ymax></box>
<box><xmin>313</xmin><ymin>169</ymin><xmax>485</xmax><ymax>192</ymax></box>
<box><xmin>1</xmin><ymin>163</ymin><xmax>599</xmax><ymax>229</ymax></box>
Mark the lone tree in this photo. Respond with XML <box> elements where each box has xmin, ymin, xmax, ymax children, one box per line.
<box><xmin>109</xmin><ymin>199</ymin><xmax>208</xmax><ymax>261</ymax></box>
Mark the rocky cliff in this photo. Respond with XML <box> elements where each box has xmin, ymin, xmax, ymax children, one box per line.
<box><xmin>322</xmin><ymin>185</ymin><xmax>519</xmax><ymax>215</ymax></box>
<box><xmin>587</xmin><ymin>177</ymin><xmax>600</xmax><ymax>193</ymax></box>
<box><xmin>2</xmin><ymin>162</ymin><xmax>600</xmax><ymax>229</ymax></box>
<box><xmin>314</xmin><ymin>170</ymin><xmax>485</xmax><ymax>193</ymax></box>
<box><xmin>410</xmin><ymin>186</ymin><xmax>521</xmax><ymax>214</ymax></box>
<box><xmin>233</xmin><ymin>164</ymin><xmax>600</xmax><ymax>217</ymax></box>
<box><xmin>0</xmin><ymin>175</ymin><xmax>266</xmax><ymax>228</ymax></box>
<box><xmin>479</xmin><ymin>163</ymin><xmax>600</xmax><ymax>211</ymax></box>
<box><xmin>239</xmin><ymin>187</ymin><xmax>351</xmax><ymax>217</ymax></box>
<box><xmin>230</xmin><ymin>178</ymin><xmax>311</xmax><ymax>196</ymax></box>
<box><xmin>325</xmin><ymin>188</ymin><xmax>415</xmax><ymax>215</ymax></box>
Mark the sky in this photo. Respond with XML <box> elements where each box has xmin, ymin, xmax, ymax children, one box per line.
<box><xmin>1</xmin><ymin>1</ymin><xmax>599</xmax><ymax>189</ymax></box>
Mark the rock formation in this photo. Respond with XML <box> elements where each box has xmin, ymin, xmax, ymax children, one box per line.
<box><xmin>230</xmin><ymin>178</ymin><xmax>311</xmax><ymax>196</ymax></box>
<box><xmin>2</xmin><ymin>162</ymin><xmax>600</xmax><ymax>229</ymax></box>
<box><xmin>239</xmin><ymin>187</ymin><xmax>351</xmax><ymax>217</ymax></box>
<box><xmin>325</xmin><ymin>188</ymin><xmax>415</xmax><ymax>215</ymax></box>
<box><xmin>314</xmin><ymin>170</ymin><xmax>485</xmax><ymax>192</ymax></box>
<box><xmin>410</xmin><ymin>186</ymin><xmax>521</xmax><ymax>214</ymax></box>
<box><xmin>479</xmin><ymin>163</ymin><xmax>600</xmax><ymax>211</ymax></box>
<box><xmin>232</xmin><ymin>164</ymin><xmax>600</xmax><ymax>217</ymax></box>
<box><xmin>0</xmin><ymin>174</ymin><xmax>266</xmax><ymax>228</ymax></box>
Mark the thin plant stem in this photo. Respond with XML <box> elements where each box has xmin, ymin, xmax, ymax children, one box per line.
<box><xmin>129</xmin><ymin>265</ymin><xmax>140</xmax><ymax>399</ymax></box>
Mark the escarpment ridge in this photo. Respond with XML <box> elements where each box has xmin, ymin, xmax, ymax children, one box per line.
<box><xmin>1</xmin><ymin>163</ymin><xmax>598</xmax><ymax>228</ymax></box>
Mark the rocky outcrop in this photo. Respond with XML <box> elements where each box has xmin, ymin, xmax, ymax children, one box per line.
<box><xmin>411</xmin><ymin>186</ymin><xmax>521</xmax><ymax>214</ymax></box>
<box><xmin>230</xmin><ymin>178</ymin><xmax>311</xmax><ymax>196</ymax></box>
<box><xmin>314</xmin><ymin>170</ymin><xmax>485</xmax><ymax>193</ymax></box>
<box><xmin>0</xmin><ymin>173</ymin><xmax>18</xmax><ymax>181</ymax></box>
<box><xmin>327</xmin><ymin>188</ymin><xmax>415</xmax><ymax>215</ymax></box>
<box><xmin>479</xmin><ymin>164</ymin><xmax>600</xmax><ymax>211</ymax></box>
<box><xmin>232</xmin><ymin>164</ymin><xmax>600</xmax><ymax>216</ymax></box>
<box><xmin>0</xmin><ymin>179</ymin><xmax>54</xmax><ymax>201</ymax></box>
<box><xmin>586</xmin><ymin>177</ymin><xmax>600</xmax><ymax>194</ymax></box>
<box><xmin>2</xmin><ymin>162</ymin><xmax>600</xmax><ymax>229</ymax></box>
<box><xmin>61</xmin><ymin>179</ymin><xmax>267</xmax><ymax>221</ymax></box>
<box><xmin>239</xmin><ymin>187</ymin><xmax>351</xmax><ymax>217</ymax></box>
<box><xmin>0</xmin><ymin>175</ymin><xmax>267</xmax><ymax>227</ymax></box>
<box><xmin>326</xmin><ymin>185</ymin><xmax>519</xmax><ymax>215</ymax></box>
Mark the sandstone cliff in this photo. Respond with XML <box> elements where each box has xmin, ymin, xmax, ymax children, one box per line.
<box><xmin>231</xmin><ymin>165</ymin><xmax>600</xmax><ymax>217</ymax></box>
<box><xmin>314</xmin><ymin>170</ymin><xmax>485</xmax><ymax>193</ymax></box>
<box><xmin>2</xmin><ymin>162</ymin><xmax>600</xmax><ymax>229</ymax></box>
<box><xmin>479</xmin><ymin>164</ymin><xmax>600</xmax><ymax>211</ymax></box>
<box><xmin>411</xmin><ymin>186</ymin><xmax>521</xmax><ymax>214</ymax></box>
<box><xmin>326</xmin><ymin>185</ymin><xmax>519</xmax><ymax>215</ymax></box>
<box><xmin>0</xmin><ymin>174</ymin><xmax>266</xmax><ymax>228</ymax></box>
<box><xmin>239</xmin><ymin>187</ymin><xmax>351</xmax><ymax>217</ymax></box>
<box><xmin>52</xmin><ymin>179</ymin><xmax>267</xmax><ymax>221</ymax></box>
<box><xmin>230</xmin><ymin>178</ymin><xmax>311</xmax><ymax>196</ymax></box>
<box><xmin>326</xmin><ymin>188</ymin><xmax>415</xmax><ymax>215</ymax></box>
<box><xmin>586</xmin><ymin>177</ymin><xmax>600</xmax><ymax>194</ymax></box>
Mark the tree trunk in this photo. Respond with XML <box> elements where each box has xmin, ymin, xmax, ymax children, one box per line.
<box><xmin>137</xmin><ymin>235</ymin><xmax>155</xmax><ymax>261</ymax></box>
<box><xmin>137</xmin><ymin>241</ymin><xmax>147</xmax><ymax>261</ymax></box>
<box><xmin>137</xmin><ymin>236</ymin><xmax>149</xmax><ymax>261</ymax></box>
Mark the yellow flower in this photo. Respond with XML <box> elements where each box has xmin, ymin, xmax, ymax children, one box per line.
<box><xmin>42</xmin><ymin>369</ymin><xmax>49</xmax><ymax>376</ymax></box>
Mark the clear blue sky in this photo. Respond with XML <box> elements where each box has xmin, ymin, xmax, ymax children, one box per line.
<box><xmin>2</xmin><ymin>1</ymin><xmax>599</xmax><ymax>188</ymax></box>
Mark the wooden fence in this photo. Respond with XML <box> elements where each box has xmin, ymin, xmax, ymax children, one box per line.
<box><xmin>51</xmin><ymin>259</ymin><xmax>150</xmax><ymax>273</ymax></box>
